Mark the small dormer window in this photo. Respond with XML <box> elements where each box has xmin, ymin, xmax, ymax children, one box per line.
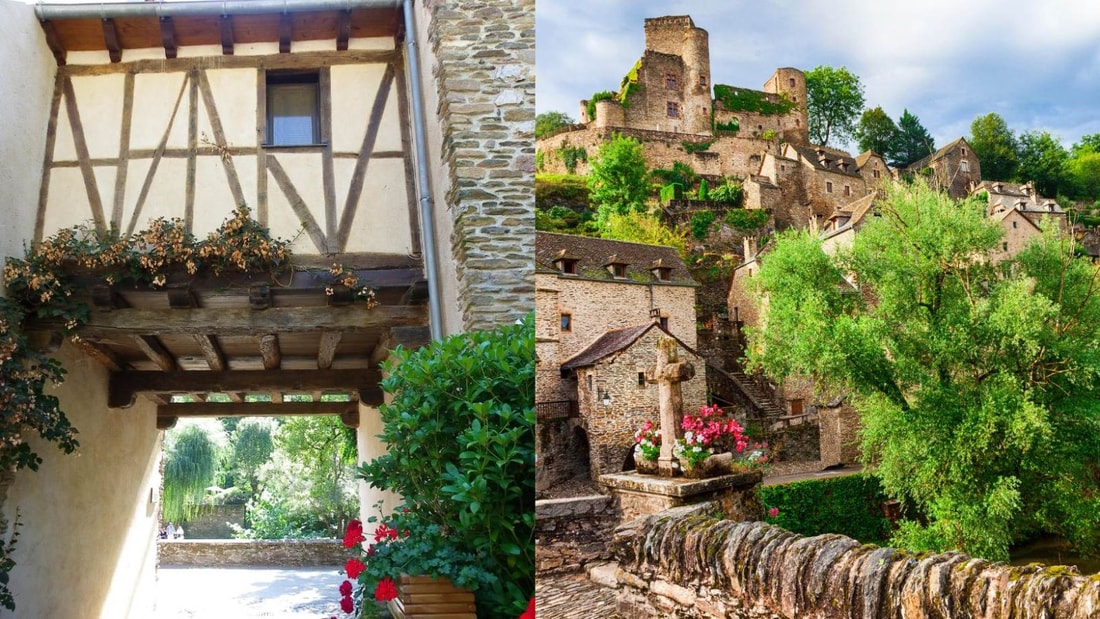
<box><xmin>609</xmin><ymin>263</ymin><xmax>627</xmax><ymax>278</ymax></box>
<box><xmin>651</xmin><ymin>266</ymin><xmax>672</xmax><ymax>281</ymax></box>
<box><xmin>557</xmin><ymin>258</ymin><xmax>578</xmax><ymax>275</ymax></box>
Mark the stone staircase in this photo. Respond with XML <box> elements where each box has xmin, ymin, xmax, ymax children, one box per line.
<box><xmin>706</xmin><ymin>363</ymin><xmax>785</xmax><ymax>418</ymax></box>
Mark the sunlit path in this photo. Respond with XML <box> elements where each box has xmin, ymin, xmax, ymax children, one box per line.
<box><xmin>155</xmin><ymin>567</ymin><xmax>347</xmax><ymax>618</ymax></box>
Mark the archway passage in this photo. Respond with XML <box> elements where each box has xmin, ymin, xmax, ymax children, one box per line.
<box><xmin>26</xmin><ymin>260</ymin><xmax>431</xmax><ymax>427</ymax></box>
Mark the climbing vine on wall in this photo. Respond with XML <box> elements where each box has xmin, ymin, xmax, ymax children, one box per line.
<box><xmin>617</xmin><ymin>59</ymin><xmax>643</xmax><ymax>107</ymax></box>
<box><xmin>713</xmin><ymin>84</ymin><xmax>795</xmax><ymax>116</ymax></box>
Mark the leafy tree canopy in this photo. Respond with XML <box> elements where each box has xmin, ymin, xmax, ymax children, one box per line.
<box><xmin>969</xmin><ymin>112</ymin><xmax>1018</xmax><ymax>181</ymax></box>
<box><xmin>854</xmin><ymin>106</ymin><xmax>899</xmax><ymax>161</ymax></box>
<box><xmin>890</xmin><ymin>109</ymin><xmax>935</xmax><ymax>168</ymax></box>
<box><xmin>535</xmin><ymin>111</ymin><xmax>574</xmax><ymax>139</ymax></box>
<box><xmin>587</xmin><ymin>133</ymin><xmax>650</xmax><ymax>229</ymax></box>
<box><xmin>1018</xmin><ymin>130</ymin><xmax>1070</xmax><ymax>197</ymax></box>
<box><xmin>748</xmin><ymin>180</ymin><xmax>1100</xmax><ymax>561</ymax></box>
<box><xmin>805</xmin><ymin>65</ymin><xmax>865</xmax><ymax>147</ymax></box>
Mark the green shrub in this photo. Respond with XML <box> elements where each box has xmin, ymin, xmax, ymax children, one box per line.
<box><xmin>714</xmin><ymin>85</ymin><xmax>795</xmax><ymax>116</ymax></box>
<box><xmin>660</xmin><ymin>183</ymin><xmax>683</xmax><ymax>204</ymax></box>
<box><xmin>652</xmin><ymin>161</ymin><xmax>697</xmax><ymax>189</ymax></box>
<box><xmin>558</xmin><ymin>145</ymin><xmax>588</xmax><ymax>174</ymax></box>
<box><xmin>535</xmin><ymin>173</ymin><xmax>590</xmax><ymax>209</ymax></box>
<box><xmin>682</xmin><ymin>140</ymin><xmax>714</xmax><ymax>154</ymax></box>
<box><xmin>586</xmin><ymin>90</ymin><xmax>616</xmax><ymax>121</ymax></box>
<box><xmin>711</xmin><ymin>182</ymin><xmax>744</xmax><ymax>206</ymax></box>
<box><xmin>724</xmin><ymin>208</ymin><xmax>768</xmax><ymax>231</ymax></box>
<box><xmin>698</xmin><ymin>178</ymin><xmax>710</xmax><ymax>201</ymax></box>
<box><xmin>691</xmin><ymin>210</ymin><xmax>716</xmax><ymax>240</ymax></box>
<box><xmin>715</xmin><ymin>118</ymin><xmax>740</xmax><ymax>134</ymax></box>
<box><xmin>355</xmin><ymin>316</ymin><xmax>535</xmax><ymax>618</ymax></box>
<box><xmin>758</xmin><ymin>474</ymin><xmax>892</xmax><ymax>544</ymax></box>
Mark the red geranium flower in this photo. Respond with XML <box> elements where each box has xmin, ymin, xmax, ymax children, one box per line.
<box><xmin>345</xmin><ymin>557</ymin><xmax>366</xmax><ymax>579</ymax></box>
<box><xmin>373</xmin><ymin>524</ymin><xmax>399</xmax><ymax>543</ymax></box>
<box><xmin>374</xmin><ymin>577</ymin><xmax>398</xmax><ymax>602</ymax></box>
<box><xmin>339</xmin><ymin>580</ymin><xmax>353</xmax><ymax>597</ymax></box>
<box><xmin>519</xmin><ymin>597</ymin><xmax>535</xmax><ymax>619</ymax></box>
<box><xmin>343</xmin><ymin>519</ymin><xmax>365</xmax><ymax>548</ymax></box>
<box><xmin>340</xmin><ymin>595</ymin><xmax>354</xmax><ymax>613</ymax></box>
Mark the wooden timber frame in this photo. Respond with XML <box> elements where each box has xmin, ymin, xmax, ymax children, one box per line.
<box><xmin>29</xmin><ymin>5</ymin><xmax>432</xmax><ymax>428</ymax></box>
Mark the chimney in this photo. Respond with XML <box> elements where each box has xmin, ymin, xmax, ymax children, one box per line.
<box><xmin>743</xmin><ymin>236</ymin><xmax>758</xmax><ymax>259</ymax></box>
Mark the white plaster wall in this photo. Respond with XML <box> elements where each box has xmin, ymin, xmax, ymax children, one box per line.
<box><xmin>0</xmin><ymin>0</ymin><xmax>54</xmax><ymax>269</ymax></box>
<box><xmin>412</xmin><ymin>0</ymin><xmax>462</xmax><ymax>336</ymax></box>
<box><xmin>0</xmin><ymin>344</ymin><xmax>162</xmax><ymax>619</ymax></box>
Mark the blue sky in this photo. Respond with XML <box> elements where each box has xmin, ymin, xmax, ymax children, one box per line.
<box><xmin>536</xmin><ymin>0</ymin><xmax>1100</xmax><ymax>152</ymax></box>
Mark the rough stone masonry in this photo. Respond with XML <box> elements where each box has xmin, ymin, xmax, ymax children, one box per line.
<box><xmin>610</xmin><ymin>504</ymin><xmax>1100</xmax><ymax>618</ymax></box>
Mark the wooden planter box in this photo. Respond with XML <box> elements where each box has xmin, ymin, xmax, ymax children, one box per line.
<box><xmin>387</xmin><ymin>574</ymin><xmax>476</xmax><ymax>619</ymax></box>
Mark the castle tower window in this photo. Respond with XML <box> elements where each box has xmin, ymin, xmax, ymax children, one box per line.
<box><xmin>1003</xmin><ymin>242</ymin><xmax>1009</xmax><ymax>251</ymax></box>
<box><xmin>637</xmin><ymin>372</ymin><xmax>646</xmax><ymax>386</ymax></box>
<box><xmin>699</xmin><ymin>75</ymin><xmax>707</xmax><ymax>87</ymax></box>
<box><xmin>666</xmin><ymin>74</ymin><xmax>678</xmax><ymax>90</ymax></box>
<box><xmin>795</xmin><ymin>118</ymin><xmax>800</xmax><ymax>127</ymax></box>
<box><xmin>561</xmin><ymin>313</ymin><xmax>572</xmax><ymax>332</ymax></box>
<box><xmin>843</xmin><ymin>185</ymin><xmax>851</xmax><ymax>197</ymax></box>
<box><xmin>267</xmin><ymin>71</ymin><xmax>321</xmax><ymax>146</ymax></box>
<box><xmin>826</xmin><ymin>181</ymin><xmax>834</xmax><ymax>194</ymax></box>
<box><xmin>789</xmin><ymin>77</ymin><xmax>796</xmax><ymax>88</ymax></box>
<box><xmin>666</xmin><ymin>102</ymin><xmax>681</xmax><ymax>118</ymax></box>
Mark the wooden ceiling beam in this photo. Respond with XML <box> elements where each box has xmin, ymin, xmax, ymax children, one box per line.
<box><xmin>194</xmin><ymin>334</ymin><xmax>227</xmax><ymax>371</ymax></box>
<box><xmin>133</xmin><ymin>335</ymin><xmax>178</xmax><ymax>372</ymax></box>
<box><xmin>109</xmin><ymin>369</ymin><xmax>382</xmax><ymax>408</ymax></box>
<box><xmin>317</xmin><ymin>330</ymin><xmax>342</xmax><ymax>370</ymax></box>
<box><xmin>336</xmin><ymin>10</ymin><xmax>351</xmax><ymax>51</ymax></box>
<box><xmin>259</xmin><ymin>334</ymin><xmax>281</xmax><ymax>370</ymax></box>
<box><xmin>370</xmin><ymin>326</ymin><xmax>431</xmax><ymax>367</ymax></box>
<box><xmin>72</xmin><ymin>337</ymin><xmax>126</xmax><ymax>372</ymax></box>
<box><xmin>160</xmin><ymin>16</ymin><xmax>178</xmax><ymax>60</ymax></box>
<box><xmin>101</xmin><ymin>18</ymin><xmax>122</xmax><ymax>63</ymax></box>
<box><xmin>40</xmin><ymin>21</ymin><xmax>67</xmax><ymax>66</ymax></box>
<box><xmin>278</xmin><ymin>13</ymin><xmax>292</xmax><ymax>53</ymax></box>
<box><xmin>55</xmin><ymin>305</ymin><xmax>427</xmax><ymax>338</ymax></box>
<box><xmin>157</xmin><ymin>415</ymin><xmax>178</xmax><ymax>430</ymax></box>
<box><xmin>340</xmin><ymin>408</ymin><xmax>359</xmax><ymax>429</ymax></box>
<box><xmin>158</xmin><ymin>401</ymin><xmax>357</xmax><ymax>417</ymax></box>
<box><xmin>220</xmin><ymin>15</ymin><xmax>234</xmax><ymax>55</ymax></box>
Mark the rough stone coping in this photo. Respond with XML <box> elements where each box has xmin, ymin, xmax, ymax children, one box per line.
<box><xmin>599</xmin><ymin>470</ymin><xmax>763</xmax><ymax>498</ymax></box>
<box><xmin>536</xmin><ymin>494</ymin><xmax>613</xmax><ymax>519</ymax></box>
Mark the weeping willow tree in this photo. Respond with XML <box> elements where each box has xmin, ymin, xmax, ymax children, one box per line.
<box><xmin>162</xmin><ymin>424</ymin><xmax>218</xmax><ymax>523</ymax></box>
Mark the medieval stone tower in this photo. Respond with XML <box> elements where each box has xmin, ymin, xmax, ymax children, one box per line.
<box><xmin>763</xmin><ymin>67</ymin><xmax>810</xmax><ymax>143</ymax></box>
<box><xmin>641</xmin><ymin>15</ymin><xmax>712</xmax><ymax>135</ymax></box>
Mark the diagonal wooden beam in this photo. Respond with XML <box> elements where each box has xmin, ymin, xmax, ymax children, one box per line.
<box><xmin>259</xmin><ymin>334</ymin><xmax>281</xmax><ymax>370</ymax></box>
<box><xmin>62</xmin><ymin>77</ymin><xmax>108</xmax><ymax>233</ymax></box>
<box><xmin>336</xmin><ymin>11</ymin><xmax>351</xmax><ymax>51</ymax></box>
<box><xmin>160</xmin><ymin>16</ymin><xmax>178</xmax><ymax>59</ymax></box>
<box><xmin>72</xmin><ymin>337</ymin><xmax>126</xmax><ymax>372</ymax></box>
<box><xmin>102</xmin><ymin>18</ymin><xmax>122</xmax><ymax>63</ymax></box>
<box><xmin>110</xmin><ymin>369</ymin><xmax>382</xmax><ymax>408</ymax></box>
<box><xmin>317</xmin><ymin>330</ymin><xmax>342</xmax><ymax>370</ymax></box>
<box><xmin>267</xmin><ymin>156</ymin><xmax>327</xmax><ymax>252</ymax></box>
<box><xmin>338</xmin><ymin>63</ymin><xmax>394</xmax><ymax>251</ymax></box>
<box><xmin>127</xmin><ymin>73</ymin><xmax>189</xmax><ymax>236</ymax></box>
<box><xmin>278</xmin><ymin>13</ymin><xmax>292</xmax><ymax>53</ymax></box>
<box><xmin>196</xmin><ymin>70</ymin><xmax>246</xmax><ymax>207</ymax></box>
<box><xmin>194</xmin><ymin>334</ymin><xmax>226</xmax><ymax>371</ymax></box>
<box><xmin>133</xmin><ymin>335</ymin><xmax>178</xmax><ymax>371</ymax></box>
<box><xmin>220</xmin><ymin>15</ymin><xmax>234</xmax><ymax>55</ymax></box>
<box><xmin>40</xmin><ymin>21</ymin><xmax>67</xmax><ymax>66</ymax></box>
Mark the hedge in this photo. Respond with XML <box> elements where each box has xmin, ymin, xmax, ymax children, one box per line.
<box><xmin>758</xmin><ymin>474</ymin><xmax>892</xmax><ymax>544</ymax></box>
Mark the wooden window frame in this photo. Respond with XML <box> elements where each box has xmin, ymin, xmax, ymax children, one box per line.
<box><xmin>265</xmin><ymin>70</ymin><xmax>322</xmax><ymax>147</ymax></box>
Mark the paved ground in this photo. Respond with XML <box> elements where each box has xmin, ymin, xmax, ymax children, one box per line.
<box><xmin>535</xmin><ymin>571</ymin><xmax>619</xmax><ymax>619</ymax></box>
<box><xmin>155</xmin><ymin>566</ymin><xmax>352</xmax><ymax>618</ymax></box>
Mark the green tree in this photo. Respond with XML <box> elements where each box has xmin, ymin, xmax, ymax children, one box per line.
<box><xmin>853</xmin><ymin>106</ymin><xmax>899</xmax><ymax>159</ymax></box>
<box><xmin>1066</xmin><ymin>148</ymin><xmax>1100</xmax><ymax>200</ymax></box>
<box><xmin>601</xmin><ymin>211</ymin><xmax>687</xmax><ymax>253</ymax></box>
<box><xmin>890</xmin><ymin>109</ymin><xmax>934</xmax><ymax>168</ymax></box>
<box><xmin>230</xmin><ymin>418</ymin><xmax>276</xmax><ymax>497</ymax></box>
<box><xmin>748</xmin><ymin>180</ymin><xmax>1100</xmax><ymax>561</ymax></box>
<box><xmin>587</xmin><ymin>133</ymin><xmax>650</xmax><ymax>229</ymax></box>
<box><xmin>1018</xmin><ymin>130</ymin><xmax>1070</xmax><ymax>197</ymax></box>
<box><xmin>805</xmin><ymin>65</ymin><xmax>865</xmax><ymax>147</ymax></box>
<box><xmin>535</xmin><ymin>111</ymin><xmax>574</xmax><ymax>139</ymax></box>
<box><xmin>969</xmin><ymin>113</ymin><xmax>1018</xmax><ymax>181</ymax></box>
<box><xmin>163</xmin><ymin>423</ymin><xmax>220</xmax><ymax>523</ymax></box>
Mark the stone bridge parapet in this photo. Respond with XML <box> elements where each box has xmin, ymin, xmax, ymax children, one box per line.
<box><xmin>609</xmin><ymin>504</ymin><xmax>1100</xmax><ymax>618</ymax></box>
<box><xmin>158</xmin><ymin>539</ymin><xmax>347</xmax><ymax>568</ymax></box>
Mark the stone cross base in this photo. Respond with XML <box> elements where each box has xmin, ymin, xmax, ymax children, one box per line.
<box><xmin>599</xmin><ymin>470</ymin><xmax>764</xmax><ymax>523</ymax></box>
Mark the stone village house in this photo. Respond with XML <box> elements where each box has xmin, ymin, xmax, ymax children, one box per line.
<box><xmin>535</xmin><ymin>232</ymin><xmax>705</xmax><ymax>489</ymax></box>
<box><xmin>0</xmin><ymin>0</ymin><xmax>532</xmax><ymax>615</ymax></box>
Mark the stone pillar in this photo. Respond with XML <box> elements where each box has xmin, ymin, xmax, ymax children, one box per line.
<box><xmin>357</xmin><ymin>403</ymin><xmax>402</xmax><ymax>520</ymax></box>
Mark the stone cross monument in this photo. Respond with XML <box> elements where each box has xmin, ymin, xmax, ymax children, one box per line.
<box><xmin>646</xmin><ymin>337</ymin><xmax>695</xmax><ymax>476</ymax></box>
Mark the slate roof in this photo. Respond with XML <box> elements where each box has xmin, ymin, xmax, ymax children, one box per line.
<box><xmin>904</xmin><ymin>136</ymin><xmax>968</xmax><ymax>173</ymax></box>
<box><xmin>535</xmin><ymin>232</ymin><xmax>697</xmax><ymax>285</ymax></box>
<box><xmin>560</xmin><ymin>322</ymin><xmax>699</xmax><ymax>370</ymax></box>
<box><xmin>854</xmin><ymin>150</ymin><xmax>888</xmax><ymax>172</ymax></box>
<box><xmin>788</xmin><ymin>144</ymin><xmax>862</xmax><ymax>178</ymax></box>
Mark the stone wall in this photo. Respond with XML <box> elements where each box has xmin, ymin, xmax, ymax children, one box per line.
<box><xmin>418</xmin><ymin>0</ymin><xmax>535</xmax><ymax>333</ymax></box>
<box><xmin>535</xmin><ymin>495</ymin><xmax>619</xmax><ymax>574</ymax></box>
<box><xmin>177</xmin><ymin>504</ymin><xmax>246</xmax><ymax>539</ymax></box>
<box><xmin>818</xmin><ymin>401</ymin><xmax>861</xmax><ymax>467</ymax></box>
<box><xmin>158</xmin><ymin>539</ymin><xmax>348</xmax><ymax>567</ymax></box>
<box><xmin>610</xmin><ymin>505</ymin><xmax>1100</xmax><ymax>618</ymax></box>
<box><xmin>769</xmin><ymin>422</ymin><xmax>820</xmax><ymax>464</ymax></box>
<box><xmin>536</xmin><ymin>417</ymin><xmax>589</xmax><ymax>494</ymax></box>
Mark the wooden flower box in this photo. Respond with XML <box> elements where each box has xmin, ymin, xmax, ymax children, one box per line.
<box><xmin>387</xmin><ymin>574</ymin><xmax>477</xmax><ymax>619</ymax></box>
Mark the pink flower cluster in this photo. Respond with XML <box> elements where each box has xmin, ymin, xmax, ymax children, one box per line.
<box><xmin>681</xmin><ymin>404</ymin><xmax>746</xmax><ymax>451</ymax></box>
